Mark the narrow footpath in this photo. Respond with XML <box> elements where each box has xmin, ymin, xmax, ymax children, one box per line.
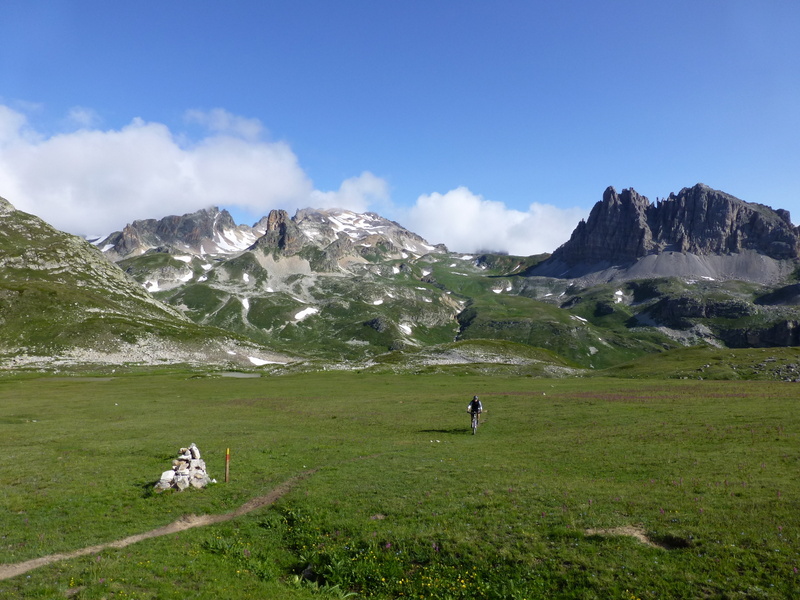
<box><xmin>0</xmin><ymin>470</ymin><xmax>315</xmax><ymax>582</ymax></box>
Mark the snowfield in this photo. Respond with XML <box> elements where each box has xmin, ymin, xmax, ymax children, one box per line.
<box><xmin>294</xmin><ymin>307</ymin><xmax>319</xmax><ymax>321</ymax></box>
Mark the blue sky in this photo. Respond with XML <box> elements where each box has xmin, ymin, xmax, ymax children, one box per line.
<box><xmin>1</xmin><ymin>1</ymin><xmax>798</xmax><ymax>254</ymax></box>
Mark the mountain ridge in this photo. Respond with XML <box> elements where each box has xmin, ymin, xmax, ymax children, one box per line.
<box><xmin>97</xmin><ymin>205</ymin><xmax>444</xmax><ymax>263</ymax></box>
<box><xmin>528</xmin><ymin>183</ymin><xmax>799</xmax><ymax>284</ymax></box>
<box><xmin>5</xmin><ymin>183</ymin><xmax>800</xmax><ymax>374</ymax></box>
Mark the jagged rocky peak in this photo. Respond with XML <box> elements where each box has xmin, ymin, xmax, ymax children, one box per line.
<box><xmin>557</xmin><ymin>186</ymin><xmax>654</xmax><ymax>266</ymax></box>
<box><xmin>531</xmin><ymin>183</ymin><xmax>800</xmax><ymax>283</ymax></box>
<box><xmin>559</xmin><ymin>183</ymin><xmax>798</xmax><ymax>263</ymax></box>
<box><xmin>253</xmin><ymin>209</ymin><xmax>309</xmax><ymax>255</ymax></box>
<box><xmin>96</xmin><ymin>206</ymin><xmax>266</xmax><ymax>260</ymax></box>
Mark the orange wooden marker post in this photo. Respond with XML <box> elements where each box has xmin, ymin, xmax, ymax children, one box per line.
<box><xmin>225</xmin><ymin>447</ymin><xmax>230</xmax><ymax>483</ymax></box>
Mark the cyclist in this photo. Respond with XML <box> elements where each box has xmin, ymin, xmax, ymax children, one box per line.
<box><xmin>466</xmin><ymin>395</ymin><xmax>483</xmax><ymax>422</ymax></box>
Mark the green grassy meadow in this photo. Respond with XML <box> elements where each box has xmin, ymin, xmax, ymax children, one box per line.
<box><xmin>0</xmin><ymin>370</ymin><xmax>798</xmax><ymax>599</ymax></box>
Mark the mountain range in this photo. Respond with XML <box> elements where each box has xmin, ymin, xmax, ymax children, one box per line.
<box><xmin>3</xmin><ymin>183</ymin><xmax>800</xmax><ymax>375</ymax></box>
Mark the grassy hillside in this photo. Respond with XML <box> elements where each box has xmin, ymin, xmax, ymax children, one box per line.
<box><xmin>0</xmin><ymin>203</ymin><xmax>282</xmax><ymax>367</ymax></box>
<box><xmin>600</xmin><ymin>345</ymin><xmax>800</xmax><ymax>381</ymax></box>
<box><xmin>137</xmin><ymin>249</ymin><xmax>691</xmax><ymax>369</ymax></box>
<box><xmin>0</xmin><ymin>213</ymin><xmax>175</xmax><ymax>353</ymax></box>
<box><xmin>0</xmin><ymin>370</ymin><xmax>798</xmax><ymax>598</ymax></box>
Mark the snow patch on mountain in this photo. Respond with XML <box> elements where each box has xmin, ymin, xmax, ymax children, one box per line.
<box><xmin>248</xmin><ymin>356</ymin><xmax>286</xmax><ymax>366</ymax></box>
<box><xmin>294</xmin><ymin>307</ymin><xmax>318</xmax><ymax>321</ymax></box>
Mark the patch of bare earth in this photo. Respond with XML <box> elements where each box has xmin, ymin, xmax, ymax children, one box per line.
<box><xmin>0</xmin><ymin>470</ymin><xmax>315</xmax><ymax>582</ymax></box>
<box><xmin>585</xmin><ymin>526</ymin><xmax>663</xmax><ymax>548</ymax></box>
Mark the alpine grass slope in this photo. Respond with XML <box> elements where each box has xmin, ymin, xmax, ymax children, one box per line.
<box><xmin>0</xmin><ymin>196</ymin><xmax>289</xmax><ymax>370</ymax></box>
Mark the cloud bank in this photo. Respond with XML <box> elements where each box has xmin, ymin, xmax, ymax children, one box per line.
<box><xmin>0</xmin><ymin>105</ymin><xmax>583</xmax><ymax>253</ymax></box>
<box><xmin>402</xmin><ymin>187</ymin><xmax>585</xmax><ymax>255</ymax></box>
<box><xmin>0</xmin><ymin>106</ymin><xmax>386</xmax><ymax>236</ymax></box>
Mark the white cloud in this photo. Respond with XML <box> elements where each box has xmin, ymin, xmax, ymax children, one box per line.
<box><xmin>184</xmin><ymin>108</ymin><xmax>264</xmax><ymax>141</ymax></box>
<box><xmin>309</xmin><ymin>171</ymin><xmax>390</xmax><ymax>213</ymax></box>
<box><xmin>0</xmin><ymin>105</ymin><xmax>583</xmax><ymax>253</ymax></box>
<box><xmin>0</xmin><ymin>106</ymin><xmax>336</xmax><ymax>235</ymax></box>
<box><xmin>66</xmin><ymin>106</ymin><xmax>101</xmax><ymax>129</ymax></box>
<box><xmin>403</xmin><ymin>187</ymin><xmax>585</xmax><ymax>255</ymax></box>
<box><xmin>0</xmin><ymin>105</ymin><xmax>34</xmax><ymax>144</ymax></box>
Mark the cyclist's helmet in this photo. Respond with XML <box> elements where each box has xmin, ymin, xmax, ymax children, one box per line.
<box><xmin>473</xmin><ymin>395</ymin><xmax>479</xmax><ymax>401</ymax></box>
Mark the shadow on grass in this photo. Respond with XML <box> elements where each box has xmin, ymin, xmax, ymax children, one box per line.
<box><xmin>138</xmin><ymin>479</ymin><xmax>162</xmax><ymax>498</ymax></box>
<box><xmin>420</xmin><ymin>428</ymin><xmax>475</xmax><ymax>435</ymax></box>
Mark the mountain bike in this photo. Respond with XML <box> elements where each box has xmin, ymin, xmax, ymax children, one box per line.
<box><xmin>470</xmin><ymin>411</ymin><xmax>480</xmax><ymax>435</ymax></box>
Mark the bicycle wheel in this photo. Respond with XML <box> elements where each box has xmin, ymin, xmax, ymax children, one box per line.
<box><xmin>471</xmin><ymin>412</ymin><xmax>478</xmax><ymax>435</ymax></box>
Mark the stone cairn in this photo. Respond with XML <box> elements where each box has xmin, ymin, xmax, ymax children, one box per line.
<box><xmin>154</xmin><ymin>443</ymin><xmax>214</xmax><ymax>491</ymax></box>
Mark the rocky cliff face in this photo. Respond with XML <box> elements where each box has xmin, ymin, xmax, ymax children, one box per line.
<box><xmin>96</xmin><ymin>207</ymin><xmax>265</xmax><ymax>259</ymax></box>
<box><xmin>553</xmin><ymin>186</ymin><xmax>653</xmax><ymax>266</ymax></box>
<box><xmin>651</xmin><ymin>185</ymin><xmax>798</xmax><ymax>258</ymax></box>
<box><xmin>531</xmin><ymin>184</ymin><xmax>800</xmax><ymax>282</ymax></box>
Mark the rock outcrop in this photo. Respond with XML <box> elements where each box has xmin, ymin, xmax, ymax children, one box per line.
<box><xmin>253</xmin><ymin>209</ymin><xmax>310</xmax><ymax>256</ymax></box>
<box><xmin>155</xmin><ymin>443</ymin><xmax>213</xmax><ymax>491</ymax></box>
<box><xmin>720</xmin><ymin>320</ymin><xmax>800</xmax><ymax>348</ymax></box>
<box><xmin>529</xmin><ymin>184</ymin><xmax>800</xmax><ymax>283</ymax></box>
<box><xmin>96</xmin><ymin>207</ymin><xmax>265</xmax><ymax>259</ymax></box>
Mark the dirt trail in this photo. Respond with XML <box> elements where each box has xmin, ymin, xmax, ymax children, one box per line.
<box><xmin>0</xmin><ymin>470</ymin><xmax>315</xmax><ymax>582</ymax></box>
